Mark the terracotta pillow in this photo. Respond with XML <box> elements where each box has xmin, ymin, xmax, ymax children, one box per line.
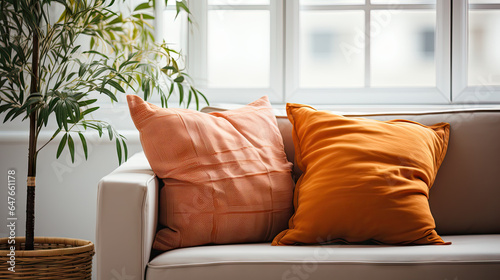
<box><xmin>127</xmin><ymin>95</ymin><xmax>294</xmax><ymax>251</ymax></box>
<box><xmin>272</xmin><ymin>103</ymin><xmax>451</xmax><ymax>246</ymax></box>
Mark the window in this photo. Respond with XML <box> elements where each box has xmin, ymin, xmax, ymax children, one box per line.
<box><xmin>453</xmin><ymin>0</ymin><xmax>500</xmax><ymax>103</ymax></box>
<box><xmin>188</xmin><ymin>0</ymin><xmax>283</xmax><ymax>103</ymax></box>
<box><xmin>179</xmin><ymin>0</ymin><xmax>500</xmax><ymax>105</ymax></box>
<box><xmin>286</xmin><ymin>0</ymin><xmax>449</xmax><ymax>104</ymax></box>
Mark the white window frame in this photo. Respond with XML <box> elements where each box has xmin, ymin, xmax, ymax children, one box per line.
<box><xmin>286</xmin><ymin>0</ymin><xmax>451</xmax><ymax>105</ymax></box>
<box><xmin>182</xmin><ymin>0</ymin><xmax>500</xmax><ymax>106</ymax></box>
<box><xmin>188</xmin><ymin>0</ymin><xmax>284</xmax><ymax>104</ymax></box>
<box><xmin>452</xmin><ymin>0</ymin><xmax>500</xmax><ymax>104</ymax></box>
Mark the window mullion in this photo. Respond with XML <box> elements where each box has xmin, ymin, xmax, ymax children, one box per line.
<box><xmin>154</xmin><ymin>0</ymin><xmax>165</xmax><ymax>41</ymax></box>
<box><xmin>435</xmin><ymin>0</ymin><xmax>451</xmax><ymax>101</ymax></box>
<box><xmin>364</xmin><ymin>4</ymin><xmax>371</xmax><ymax>88</ymax></box>
<box><xmin>188</xmin><ymin>0</ymin><xmax>208</xmax><ymax>89</ymax></box>
<box><xmin>271</xmin><ymin>0</ymin><xmax>285</xmax><ymax>103</ymax></box>
<box><xmin>285</xmin><ymin>0</ymin><xmax>300</xmax><ymax>101</ymax></box>
<box><xmin>451</xmin><ymin>0</ymin><xmax>469</xmax><ymax>101</ymax></box>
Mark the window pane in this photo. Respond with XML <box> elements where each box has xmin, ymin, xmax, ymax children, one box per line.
<box><xmin>300</xmin><ymin>0</ymin><xmax>364</xmax><ymax>5</ymax></box>
<box><xmin>371</xmin><ymin>10</ymin><xmax>436</xmax><ymax>87</ymax></box>
<box><xmin>299</xmin><ymin>11</ymin><xmax>365</xmax><ymax>88</ymax></box>
<box><xmin>468</xmin><ymin>10</ymin><xmax>500</xmax><ymax>86</ymax></box>
<box><xmin>469</xmin><ymin>0</ymin><xmax>500</xmax><ymax>3</ymax></box>
<box><xmin>371</xmin><ymin>0</ymin><xmax>436</xmax><ymax>4</ymax></box>
<box><xmin>207</xmin><ymin>10</ymin><xmax>270</xmax><ymax>88</ymax></box>
<box><xmin>162</xmin><ymin>10</ymin><xmax>183</xmax><ymax>52</ymax></box>
<box><xmin>208</xmin><ymin>0</ymin><xmax>269</xmax><ymax>5</ymax></box>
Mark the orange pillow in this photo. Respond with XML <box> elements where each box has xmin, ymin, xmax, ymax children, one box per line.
<box><xmin>272</xmin><ymin>103</ymin><xmax>451</xmax><ymax>246</ymax></box>
<box><xmin>127</xmin><ymin>95</ymin><xmax>294</xmax><ymax>251</ymax></box>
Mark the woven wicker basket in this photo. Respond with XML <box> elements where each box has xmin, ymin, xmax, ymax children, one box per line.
<box><xmin>0</xmin><ymin>237</ymin><xmax>94</xmax><ymax>279</ymax></box>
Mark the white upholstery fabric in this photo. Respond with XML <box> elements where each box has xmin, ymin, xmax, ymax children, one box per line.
<box><xmin>96</xmin><ymin>153</ymin><xmax>158</xmax><ymax>280</ymax></box>
<box><xmin>147</xmin><ymin>235</ymin><xmax>500</xmax><ymax>280</ymax></box>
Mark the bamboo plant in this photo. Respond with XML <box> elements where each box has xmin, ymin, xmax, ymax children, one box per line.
<box><xmin>0</xmin><ymin>0</ymin><xmax>206</xmax><ymax>250</ymax></box>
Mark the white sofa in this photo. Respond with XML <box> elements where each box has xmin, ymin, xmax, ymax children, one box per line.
<box><xmin>96</xmin><ymin>107</ymin><xmax>500</xmax><ymax>280</ymax></box>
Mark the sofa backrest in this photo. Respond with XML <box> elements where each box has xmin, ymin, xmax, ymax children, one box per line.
<box><xmin>204</xmin><ymin>106</ymin><xmax>500</xmax><ymax>236</ymax></box>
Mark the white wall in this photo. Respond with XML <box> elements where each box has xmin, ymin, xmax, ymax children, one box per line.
<box><xmin>0</xmin><ymin>104</ymin><xmax>141</xmax><ymax>280</ymax></box>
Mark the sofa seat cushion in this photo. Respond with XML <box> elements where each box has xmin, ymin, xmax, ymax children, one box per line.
<box><xmin>146</xmin><ymin>234</ymin><xmax>500</xmax><ymax>280</ymax></box>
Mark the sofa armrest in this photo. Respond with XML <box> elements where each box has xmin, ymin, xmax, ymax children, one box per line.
<box><xmin>96</xmin><ymin>152</ymin><xmax>158</xmax><ymax>280</ymax></box>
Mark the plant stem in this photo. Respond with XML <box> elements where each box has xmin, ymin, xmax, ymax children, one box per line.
<box><xmin>26</xmin><ymin>1</ymin><xmax>40</xmax><ymax>250</ymax></box>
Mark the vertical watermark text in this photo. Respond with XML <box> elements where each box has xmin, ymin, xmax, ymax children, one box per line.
<box><xmin>6</xmin><ymin>169</ymin><xmax>16</xmax><ymax>273</ymax></box>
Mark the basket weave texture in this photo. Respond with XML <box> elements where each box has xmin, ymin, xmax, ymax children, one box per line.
<box><xmin>0</xmin><ymin>237</ymin><xmax>94</xmax><ymax>279</ymax></box>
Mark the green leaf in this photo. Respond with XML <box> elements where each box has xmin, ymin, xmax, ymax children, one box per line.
<box><xmin>91</xmin><ymin>67</ymin><xmax>108</xmax><ymax>79</ymax></box>
<box><xmin>70</xmin><ymin>99</ymin><xmax>81</xmax><ymax>121</ymax></box>
<box><xmin>107</xmin><ymin>125</ymin><xmax>113</xmax><ymax>141</ymax></box>
<box><xmin>96</xmin><ymin>122</ymin><xmax>103</xmax><ymax>137</ymax></box>
<box><xmin>70</xmin><ymin>45</ymin><xmax>81</xmax><ymax>55</ymax></box>
<box><xmin>187</xmin><ymin>89</ymin><xmax>192</xmax><ymax>107</ymax></box>
<box><xmin>107</xmin><ymin>80</ymin><xmax>125</xmax><ymax>93</ymax></box>
<box><xmin>79</xmin><ymin>63</ymin><xmax>88</xmax><ymax>77</ymax></box>
<box><xmin>37</xmin><ymin>106</ymin><xmax>48</xmax><ymax>127</ymax></box>
<box><xmin>11</xmin><ymin>44</ymin><xmax>25</xmax><ymax>62</ymax></box>
<box><xmin>132</xmin><ymin>13</ymin><xmax>155</xmax><ymax>20</ymax></box>
<box><xmin>55</xmin><ymin>106</ymin><xmax>63</xmax><ymax>129</ymax></box>
<box><xmin>64</xmin><ymin>99</ymin><xmax>77</xmax><ymax>123</ymax></box>
<box><xmin>51</xmin><ymin>128</ymin><xmax>62</xmax><ymax>142</ymax></box>
<box><xmin>66</xmin><ymin>72</ymin><xmax>77</xmax><ymax>82</ymax></box>
<box><xmin>122</xmin><ymin>138</ymin><xmax>128</xmax><ymax>161</ymax></box>
<box><xmin>57</xmin><ymin>102</ymin><xmax>69</xmax><ymax>131</ymax></box>
<box><xmin>21</xmin><ymin>95</ymin><xmax>42</xmax><ymax>111</ymax></box>
<box><xmin>193</xmin><ymin>89</ymin><xmax>200</xmax><ymax>111</ymax></box>
<box><xmin>167</xmin><ymin>83</ymin><xmax>174</xmax><ymax>99</ymax></box>
<box><xmin>134</xmin><ymin>2</ymin><xmax>151</xmax><ymax>11</ymax></box>
<box><xmin>179</xmin><ymin>0</ymin><xmax>191</xmax><ymax>14</ymax></box>
<box><xmin>57</xmin><ymin>133</ymin><xmax>68</xmax><ymax>159</ymax></box>
<box><xmin>160</xmin><ymin>93</ymin><xmax>167</xmax><ymax>108</ymax></box>
<box><xmin>197</xmin><ymin>89</ymin><xmax>209</xmax><ymax>107</ymax></box>
<box><xmin>57</xmin><ymin>8</ymin><xmax>68</xmax><ymax>22</ymax></box>
<box><xmin>3</xmin><ymin>108</ymin><xmax>19</xmax><ymax>123</ymax></box>
<box><xmin>99</xmin><ymin>87</ymin><xmax>118</xmax><ymax>102</ymax></box>
<box><xmin>175</xmin><ymin>0</ymin><xmax>191</xmax><ymax>18</ymax></box>
<box><xmin>119</xmin><ymin>60</ymin><xmax>140</xmax><ymax>70</ymax></box>
<box><xmin>143</xmin><ymin>80</ymin><xmax>150</xmax><ymax>99</ymax></box>
<box><xmin>0</xmin><ymin>104</ymin><xmax>12</xmax><ymax>114</ymax></box>
<box><xmin>52</xmin><ymin>0</ymin><xmax>68</xmax><ymax>6</ymax></box>
<box><xmin>162</xmin><ymin>66</ymin><xmax>178</xmax><ymax>73</ymax></box>
<box><xmin>177</xmin><ymin>83</ymin><xmax>184</xmax><ymax>105</ymax></box>
<box><xmin>116</xmin><ymin>138</ymin><xmax>122</xmax><ymax>165</ymax></box>
<box><xmin>82</xmin><ymin>106</ymin><xmax>99</xmax><ymax>116</ymax></box>
<box><xmin>78</xmin><ymin>99</ymin><xmax>98</xmax><ymax>107</ymax></box>
<box><xmin>115</xmin><ymin>73</ymin><xmax>134</xmax><ymax>89</ymax></box>
<box><xmin>78</xmin><ymin>132</ymin><xmax>88</xmax><ymax>160</ymax></box>
<box><xmin>107</xmin><ymin>14</ymin><xmax>123</xmax><ymax>25</ymax></box>
<box><xmin>12</xmin><ymin>109</ymin><xmax>26</xmax><ymax>122</ymax></box>
<box><xmin>68</xmin><ymin>134</ymin><xmax>75</xmax><ymax>163</ymax></box>
<box><xmin>48</xmin><ymin>96</ymin><xmax>59</xmax><ymax>112</ymax></box>
<box><xmin>174</xmin><ymin>76</ymin><xmax>184</xmax><ymax>83</ymax></box>
<box><xmin>83</xmin><ymin>50</ymin><xmax>109</xmax><ymax>59</ymax></box>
